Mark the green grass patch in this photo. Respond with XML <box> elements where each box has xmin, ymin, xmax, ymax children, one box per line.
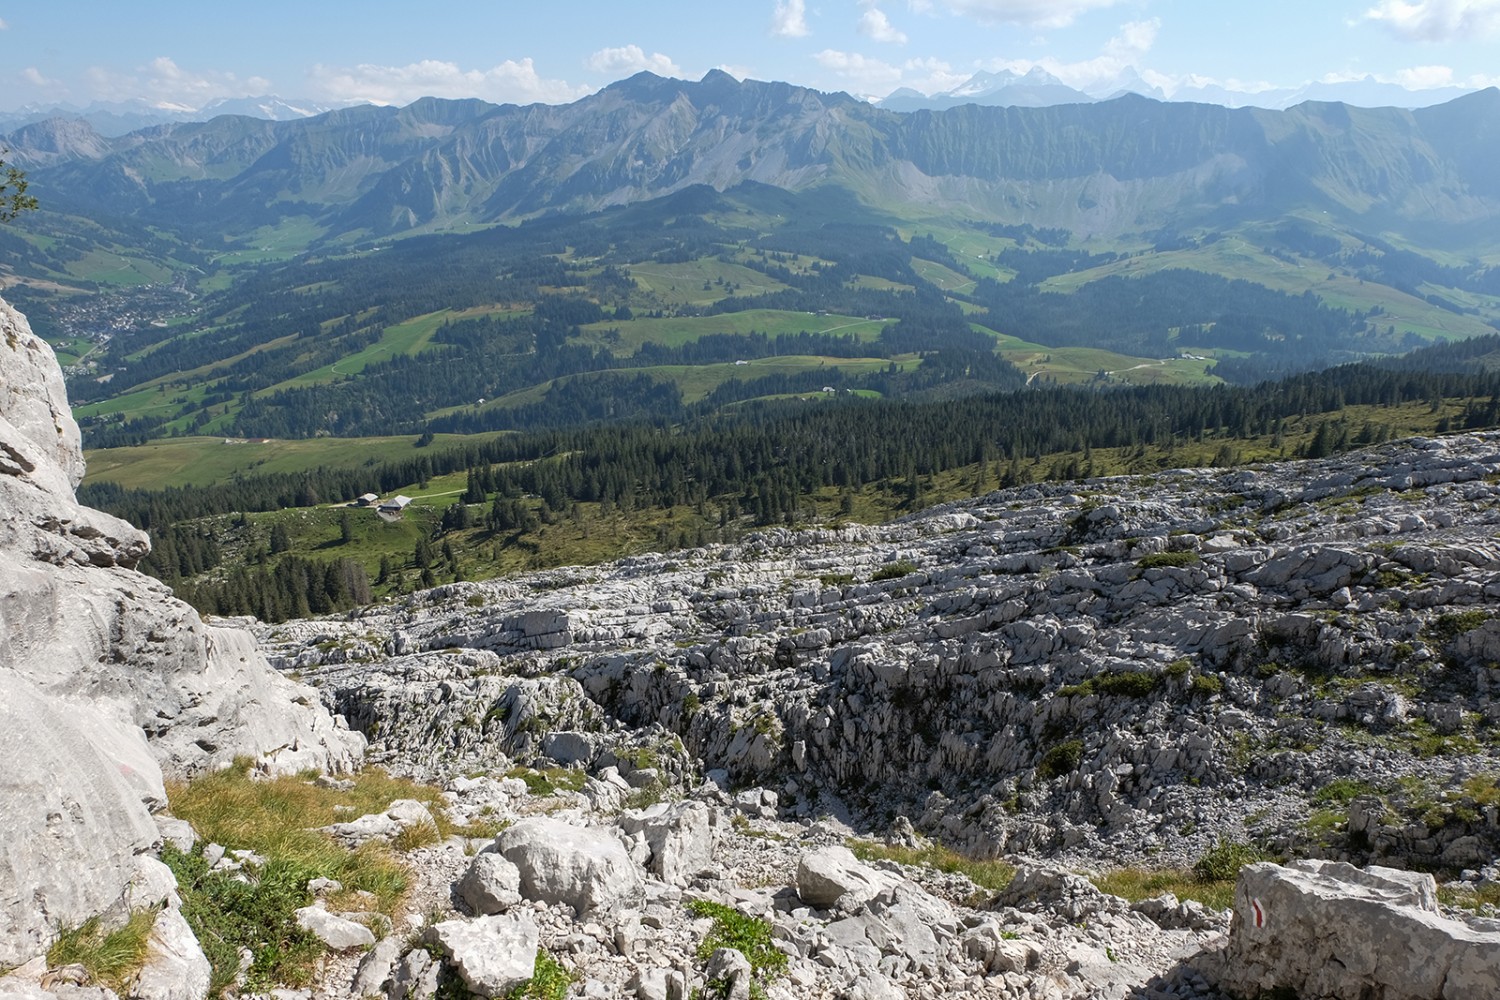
<box><xmin>83</xmin><ymin>432</ymin><xmax>514</xmax><ymax>489</ymax></box>
<box><xmin>46</xmin><ymin>910</ymin><xmax>157</xmax><ymax>994</ymax></box>
<box><xmin>578</xmin><ymin>308</ymin><xmax>888</xmax><ymax>354</ymax></box>
<box><xmin>1091</xmin><ymin>867</ymin><xmax>1238</xmax><ymax>912</ymax></box>
<box><xmin>271</xmin><ymin>308</ymin><xmax>462</xmax><ymax>390</ymax></box>
<box><xmin>166</xmin><ymin>760</ymin><xmax>423</xmax><ymax>915</ymax></box>
<box><xmin>686</xmin><ymin>898</ymin><xmax>787</xmax><ymax>999</ymax></box>
<box><xmin>163</xmin><ymin>844</ymin><xmax>325</xmax><ymax>996</ymax></box>
<box><xmin>506</xmin><ymin>766</ymin><xmax>587</xmax><ymax>797</ymax></box>
<box><xmin>1137</xmin><ymin>551</ymin><xmax>1201</xmax><ymax>570</ymax></box>
<box><xmin>505</xmin><ymin>949</ymin><xmax>575</xmax><ymax>1000</ymax></box>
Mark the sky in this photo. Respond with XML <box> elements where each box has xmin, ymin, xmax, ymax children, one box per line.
<box><xmin>1</xmin><ymin>0</ymin><xmax>1498</xmax><ymax>111</ymax></box>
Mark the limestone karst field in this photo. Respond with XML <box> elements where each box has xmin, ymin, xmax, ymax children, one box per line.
<box><xmin>6</xmin><ymin>291</ymin><xmax>1500</xmax><ymax>999</ymax></box>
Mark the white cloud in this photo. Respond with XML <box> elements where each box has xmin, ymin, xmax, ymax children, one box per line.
<box><xmin>1364</xmin><ymin>0</ymin><xmax>1500</xmax><ymax>40</ymax></box>
<box><xmin>22</xmin><ymin>67</ymin><xmax>54</xmax><ymax>87</ymax></box>
<box><xmin>0</xmin><ymin>18</ymin><xmax>9</xmax><ymax>29</ymax></box>
<box><xmin>1391</xmin><ymin>64</ymin><xmax>1457</xmax><ymax>87</ymax></box>
<box><xmin>307</xmin><ymin>59</ymin><xmax>593</xmax><ymax>107</ymax></box>
<box><xmin>1104</xmin><ymin>19</ymin><xmax>1158</xmax><ymax>60</ymax></box>
<box><xmin>1320</xmin><ymin>63</ymin><xmax>1500</xmax><ymax>89</ymax></box>
<box><xmin>902</xmin><ymin>57</ymin><xmax>968</xmax><ymax>93</ymax></box>
<box><xmin>859</xmin><ymin>8</ymin><xmax>909</xmax><ymax>43</ymax></box>
<box><xmin>973</xmin><ymin>17</ymin><xmax>1160</xmax><ymax>92</ymax></box>
<box><xmin>586</xmin><ymin>45</ymin><xmax>682</xmax><ymax>78</ymax></box>
<box><xmin>83</xmin><ymin>56</ymin><xmax>272</xmax><ymax>110</ymax></box>
<box><xmin>926</xmin><ymin>0</ymin><xmax>1121</xmax><ymax>29</ymax></box>
<box><xmin>816</xmin><ymin>50</ymin><xmax>967</xmax><ymax>97</ymax></box>
<box><xmin>814</xmin><ymin>49</ymin><xmax>904</xmax><ymax>90</ymax></box>
<box><xmin>772</xmin><ymin>0</ymin><xmax>810</xmax><ymax>37</ymax></box>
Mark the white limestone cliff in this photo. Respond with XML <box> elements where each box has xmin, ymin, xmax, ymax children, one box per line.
<box><xmin>0</xmin><ymin>296</ymin><xmax>365</xmax><ymax>967</ymax></box>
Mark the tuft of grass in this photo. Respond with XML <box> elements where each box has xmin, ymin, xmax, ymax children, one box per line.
<box><xmin>1192</xmin><ymin>839</ymin><xmax>1271</xmax><ymax>884</ymax></box>
<box><xmin>847</xmin><ymin>839</ymin><xmax>1016</xmax><ymax>892</ymax></box>
<box><xmin>1438</xmin><ymin>882</ymin><xmax>1500</xmax><ymax>913</ymax></box>
<box><xmin>391</xmin><ymin>821</ymin><xmax>442</xmax><ymax>852</ymax></box>
<box><xmin>46</xmin><ymin>910</ymin><xmax>157</xmax><ymax>994</ymax></box>
<box><xmin>1136</xmin><ymin>551</ymin><xmax>1200</xmax><ymax>570</ymax></box>
<box><xmin>1092</xmin><ymin>868</ymin><xmax>1235</xmax><ymax>911</ymax></box>
<box><xmin>686</xmin><ymin>898</ymin><xmax>787</xmax><ymax>999</ymax></box>
<box><xmin>1312</xmin><ymin>777</ymin><xmax>1375</xmax><ymax>805</ymax></box>
<box><xmin>505</xmin><ymin>949</ymin><xmax>574</xmax><ymax>1000</ymax></box>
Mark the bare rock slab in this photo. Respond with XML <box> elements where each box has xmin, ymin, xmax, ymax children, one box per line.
<box><xmin>294</xmin><ymin>906</ymin><xmax>376</xmax><ymax>950</ymax></box>
<box><xmin>1213</xmin><ymin>860</ymin><xmax>1500</xmax><ymax>1000</ymax></box>
<box><xmin>425</xmin><ymin>913</ymin><xmax>538</xmax><ymax>997</ymax></box>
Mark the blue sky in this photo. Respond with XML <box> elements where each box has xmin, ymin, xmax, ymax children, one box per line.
<box><xmin>1</xmin><ymin>0</ymin><xmax>1498</xmax><ymax>110</ymax></box>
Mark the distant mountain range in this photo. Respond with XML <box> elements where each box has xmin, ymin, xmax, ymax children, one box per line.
<box><xmin>878</xmin><ymin>67</ymin><xmax>1482</xmax><ymax>112</ymax></box>
<box><xmin>0</xmin><ymin>95</ymin><xmax>364</xmax><ymax>137</ymax></box>
<box><xmin>1</xmin><ymin>67</ymin><xmax>1474</xmax><ymax>139</ymax></box>
<box><xmin>5</xmin><ymin>71</ymin><xmax>1500</xmax><ymax>249</ymax></box>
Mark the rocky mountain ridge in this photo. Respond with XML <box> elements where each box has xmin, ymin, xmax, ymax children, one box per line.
<box><xmin>7</xmin><ymin>73</ymin><xmax>1500</xmax><ymax>242</ymax></box>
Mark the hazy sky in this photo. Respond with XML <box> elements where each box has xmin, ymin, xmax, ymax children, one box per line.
<box><xmin>2</xmin><ymin>0</ymin><xmax>1498</xmax><ymax>110</ymax></box>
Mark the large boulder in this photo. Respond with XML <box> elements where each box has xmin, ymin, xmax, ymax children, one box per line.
<box><xmin>495</xmin><ymin>817</ymin><xmax>644</xmax><ymax>916</ymax></box>
<box><xmin>795</xmin><ymin>847</ymin><xmax>901</xmax><ymax>910</ymax></box>
<box><xmin>458</xmin><ymin>853</ymin><xmax>523</xmax><ymax>915</ymax></box>
<box><xmin>1212</xmin><ymin>860</ymin><xmax>1500</xmax><ymax>1000</ymax></box>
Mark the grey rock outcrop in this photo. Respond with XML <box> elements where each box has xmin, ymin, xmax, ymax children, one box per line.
<box><xmin>282</xmin><ymin>430</ymin><xmax>1500</xmax><ymax>876</ymax></box>
<box><xmin>0</xmin><ymin>295</ymin><xmax>365</xmax><ymax>968</ymax></box>
<box><xmin>1212</xmin><ymin>860</ymin><xmax>1500</xmax><ymax>1000</ymax></box>
<box><xmin>619</xmin><ymin>800</ymin><xmax>717</xmax><ymax>887</ymax></box>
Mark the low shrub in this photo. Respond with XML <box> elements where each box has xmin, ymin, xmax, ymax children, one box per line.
<box><xmin>1038</xmin><ymin>738</ymin><xmax>1084</xmax><ymax>779</ymax></box>
<box><xmin>871</xmin><ymin>560</ymin><xmax>918</xmax><ymax>581</ymax></box>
